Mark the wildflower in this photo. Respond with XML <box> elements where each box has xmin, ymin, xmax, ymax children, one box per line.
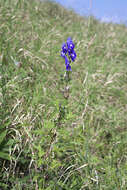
<box><xmin>66</xmin><ymin>64</ymin><xmax>72</xmax><ymax>71</ymax></box>
<box><xmin>64</xmin><ymin>55</ymin><xmax>70</xmax><ymax>65</ymax></box>
<box><xmin>61</xmin><ymin>51</ymin><xmax>66</xmax><ymax>58</ymax></box>
<box><xmin>64</xmin><ymin>55</ymin><xmax>71</xmax><ymax>71</ymax></box>
<box><xmin>67</xmin><ymin>37</ymin><xmax>75</xmax><ymax>50</ymax></box>
<box><xmin>61</xmin><ymin>37</ymin><xmax>76</xmax><ymax>71</ymax></box>
<box><xmin>70</xmin><ymin>50</ymin><xmax>76</xmax><ymax>62</ymax></box>
<box><xmin>62</xmin><ymin>43</ymin><xmax>68</xmax><ymax>54</ymax></box>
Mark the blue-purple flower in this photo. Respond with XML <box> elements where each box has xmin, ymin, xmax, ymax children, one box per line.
<box><xmin>70</xmin><ymin>50</ymin><xmax>76</xmax><ymax>62</ymax></box>
<box><xmin>67</xmin><ymin>37</ymin><xmax>75</xmax><ymax>50</ymax></box>
<box><xmin>62</xmin><ymin>43</ymin><xmax>68</xmax><ymax>54</ymax></box>
<box><xmin>66</xmin><ymin>63</ymin><xmax>72</xmax><ymax>71</ymax></box>
<box><xmin>61</xmin><ymin>37</ymin><xmax>76</xmax><ymax>71</ymax></box>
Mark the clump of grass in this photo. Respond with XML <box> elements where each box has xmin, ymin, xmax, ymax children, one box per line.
<box><xmin>0</xmin><ymin>0</ymin><xmax>127</xmax><ymax>189</ymax></box>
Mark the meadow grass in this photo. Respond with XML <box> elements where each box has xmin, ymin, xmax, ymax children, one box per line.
<box><xmin>0</xmin><ymin>0</ymin><xmax>127</xmax><ymax>189</ymax></box>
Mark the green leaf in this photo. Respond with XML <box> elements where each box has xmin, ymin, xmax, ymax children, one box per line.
<box><xmin>0</xmin><ymin>130</ymin><xmax>7</xmax><ymax>144</ymax></box>
<box><xmin>0</xmin><ymin>151</ymin><xmax>10</xmax><ymax>160</ymax></box>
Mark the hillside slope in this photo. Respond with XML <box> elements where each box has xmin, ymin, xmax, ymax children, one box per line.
<box><xmin>0</xmin><ymin>0</ymin><xmax>127</xmax><ymax>189</ymax></box>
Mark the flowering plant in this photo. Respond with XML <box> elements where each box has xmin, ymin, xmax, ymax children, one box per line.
<box><xmin>61</xmin><ymin>37</ymin><xmax>76</xmax><ymax>71</ymax></box>
<box><xmin>54</xmin><ymin>37</ymin><xmax>77</xmax><ymax>126</ymax></box>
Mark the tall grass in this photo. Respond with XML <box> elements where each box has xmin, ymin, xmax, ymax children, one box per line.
<box><xmin>0</xmin><ymin>0</ymin><xmax>127</xmax><ymax>189</ymax></box>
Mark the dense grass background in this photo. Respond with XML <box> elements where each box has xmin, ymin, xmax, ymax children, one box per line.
<box><xmin>0</xmin><ymin>0</ymin><xmax>127</xmax><ymax>189</ymax></box>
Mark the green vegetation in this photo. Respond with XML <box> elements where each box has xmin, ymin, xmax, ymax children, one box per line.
<box><xmin>0</xmin><ymin>0</ymin><xmax>127</xmax><ymax>189</ymax></box>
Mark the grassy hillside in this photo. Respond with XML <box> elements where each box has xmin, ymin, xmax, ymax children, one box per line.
<box><xmin>0</xmin><ymin>0</ymin><xmax>127</xmax><ymax>189</ymax></box>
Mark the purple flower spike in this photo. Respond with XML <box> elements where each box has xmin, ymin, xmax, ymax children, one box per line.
<box><xmin>60</xmin><ymin>37</ymin><xmax>76</xmax><ymax>71</ymax></box>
